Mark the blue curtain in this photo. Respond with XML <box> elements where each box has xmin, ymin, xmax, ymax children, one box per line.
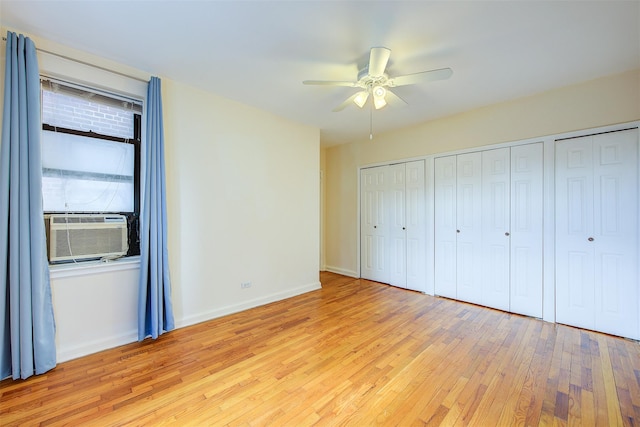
<box><xmin>138</xmin><ymin>77</ymin><xmax>175</xmax><ymax>340</ymax></box>
<box><xmin>0</xmin><ymin>32</ymin><xmax>56</xmax><ymax>379</ymax></box>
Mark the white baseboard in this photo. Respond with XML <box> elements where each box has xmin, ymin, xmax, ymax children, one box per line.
<box><xmin>324</xmin><ymin>265</ymin><xmax>359</xmax><ymax>278</ymax></box>
<box><xmin>56</xmin><ymin>281</ymin><xmax>321</xmax><ymax>363</ymax></box>
<box><xmin>57</xmin><ymin>330</ymin><xmax>138</xmax><ymax>363</ymax></box>
<box><xmin>176</xmin><ymin>281</ymin><xmax>322</xmax><ymax>329</ymax></box>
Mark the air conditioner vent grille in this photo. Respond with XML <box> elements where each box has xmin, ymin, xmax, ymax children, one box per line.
<box><xmin>47</xmin><ymin>214</ymin><xmax>128</xmax><ymax>262</ymax></box>
<box><xmin>52</xmin><ymin>216</ymin><xmax>103</xmax><ymax>224</ymax></box>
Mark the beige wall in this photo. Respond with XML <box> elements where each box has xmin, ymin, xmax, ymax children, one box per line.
<box><xmin>0</xmin><ymin>28</ymin><xmax>321</xmax><ymax>360</ymax></box>
<box><xmin>162</xmin><ymin>78</ymin><xmax>320</xmax><ymax>325</ymax></box>
<box><xmin>324</xmin><ymin>69</ymin><xmax>640</xmax><ymax>276</ymax></box>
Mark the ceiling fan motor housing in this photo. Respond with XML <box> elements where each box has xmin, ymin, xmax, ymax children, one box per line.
<box><xmin>357</xmin><ymin>67</ymin><xmax>389</xmax><ymax>90</ymax></box>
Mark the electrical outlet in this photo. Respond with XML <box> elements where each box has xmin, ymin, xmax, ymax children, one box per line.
<box><xmin>241</xmin><ymin>282</ymin><xmax>252</xmax><ymax>289</ymax></box>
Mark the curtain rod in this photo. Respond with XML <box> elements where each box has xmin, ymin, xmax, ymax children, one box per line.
<box><xmin>2</xmin><ymin>36</ymin><xmax>149</xmax><ymax>83</ymax></box>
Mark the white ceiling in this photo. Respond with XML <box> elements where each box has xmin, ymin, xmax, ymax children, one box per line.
<box><xmin>1</xmin><ymin>1</ymin><xmax>639</xmax><ymax>146</ymax></box>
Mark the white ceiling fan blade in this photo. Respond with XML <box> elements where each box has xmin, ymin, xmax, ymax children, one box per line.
<box><xmin>388</xmin><ymin>67</ymin><xmax>453</xmax><ymax>87</ymax></box>
<box><xmin>332</xmin><ymin>93</ymin><xmax>360</xmax><ymax>112</ymax></box>
<box><xmin>385</xmin><ymin>88</ymin><xmax>407</xmax><ymax>107</ymax></box>
<box><xmin>303</xmin><ymin>80</ymin><xmax>359</xmax><ymax>87</ymax></box>
<box><xmin>368</xmin><ymin>47</ymin><xmax>391</xmax><ymax>77</ymax></box>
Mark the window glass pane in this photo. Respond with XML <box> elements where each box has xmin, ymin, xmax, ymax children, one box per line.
<box><xmin>42</xmin><ymin>177</ymin><xmax>133</xmax><ymax>212</ymax></box>
<box><xmin>42</xmin><ymin>89</ymin><xmax>134</xmax><ymax>139</ymax></box>
<box><xmin>42</xmin><ymin>131</ymin><xmax>134</xmax><ymax>212</ymax></box>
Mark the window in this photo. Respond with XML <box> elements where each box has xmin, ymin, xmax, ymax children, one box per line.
<box><xmin>41</xmin><ymin>79</ymin><xmax>142</xmax><ymax>260</ymax></box>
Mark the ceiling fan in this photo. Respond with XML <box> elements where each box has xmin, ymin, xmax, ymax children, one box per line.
<box><xmin>303</xmin><ymin>47</ymin><xmax>453</xmax><ymax>112</ymax></box>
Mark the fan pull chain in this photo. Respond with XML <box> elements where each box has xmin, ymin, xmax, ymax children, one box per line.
<box><xmin>369</xmin><ymin>100</ymin><xmax>374</xmax><ymax>140</ymax></box>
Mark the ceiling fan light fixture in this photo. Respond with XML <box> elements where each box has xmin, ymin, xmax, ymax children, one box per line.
<box><xmin>373</xmin><ymin>86</ymin><xmax>387</xmax><ymax>109</ymax></box>
<box><xmin>374</xmin><ymin>97</ymin><xmax>387</xmax><ymax>110</ymax></box>
<box><xmin>353</xmin><ymin>91</ymin><xmax>369</xmax><ymax>108</ymax></box>
<box><xmin>373</xmin><ymin>85</ymin><xmax>386</xmax><ymax>98</ymax></box>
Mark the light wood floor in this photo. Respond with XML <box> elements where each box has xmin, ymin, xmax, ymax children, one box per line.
<box><xmin>1</xmin><ymin>272</ymin><xmax>639</xmax><ymax>426</ymax></box>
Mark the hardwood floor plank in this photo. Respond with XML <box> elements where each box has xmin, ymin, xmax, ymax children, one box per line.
<box><xmin>495</xmin><ymin>322</ymin><xmax>540</xmax><ymax>425</ymax></box>
<box><xmin>1</xmin><ymin>272</ymin><xmax>638</xmax><ymax>426</ymax></box>
<box><xmin>519</xmin><ymin>323</ymin><xmax>556</xmax><ymax>426</ymax></box>
<box><xmin>597</xmin><ymin>334</ymin><xmax>625</xmax><ymax>426</ymax></box>
<box><xmin>590</xmin><ymin>335</ymin><xmax>611</xmax><ymax>426</ymax></box>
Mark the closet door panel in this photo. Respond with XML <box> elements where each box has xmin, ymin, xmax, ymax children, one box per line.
<box><xmin>388</xmin><ymin>164</ymin><xmax>407</xmax><ymax>288</ymax></box>
<box><xmin>556</xmin><ymin>136</ymin><xmax>595</xmax><ymax>329</ymax></box>
<box><xmin>456</xmin><ymin>152</ymin><xmax>482</xmax><ymax>304</ymax></box>
<box><xmin>434</xmin><ymin>156</ymin><xmax>457</xmax><ymax>298</ymax></box>
<box><xmin>361</xmin><ymin>160</ymin><xmax>426</xmax><ymax>292</ymax></box>
<box><xmin>481</xmin><ymin>148</ymin><xmax>510</xmax><ymax>311</ymax></box>
<box><xmin>592</xmin><ymin>130</ymin><xmax>638</xmax><ymax>339</ymax></box>
<box><xmin>360</xmin><ymin>169</ymin><xmax>376</xmax><ymax>280</ymax></box>
<box><xmin>360</xmin><ymin>166</ymin><xmax>389</xmax><ymax>283</ymax></box>
<box><xmin>557</xmin><ymin>129</ymin><xmax>639</xmax><ymax>339</ymax></box>
<box><xmin>510</xmin><ymin>143</ymin><xmax>543</xmax><ymax>317</ymax></box>
<box><xmin>405</xmin><ymin>160</ymin><xmax>426</xmax><ymax>292</ymax></box>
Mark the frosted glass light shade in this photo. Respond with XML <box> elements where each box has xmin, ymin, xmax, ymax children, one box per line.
<box><xmin>353</xmin><ymin>91</ymin><xmax>369</xmax><ymax>108</ymax></box>
<box><xmin>373</xmin><ymin>86</ymin><xmax>387</xmax><ymax>109</ymax></box>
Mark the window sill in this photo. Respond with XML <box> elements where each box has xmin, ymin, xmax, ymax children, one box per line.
<box><xmin>49</xmin><ymin>255</ymin><xmax>141</xmax><ymax>279</ymax></box>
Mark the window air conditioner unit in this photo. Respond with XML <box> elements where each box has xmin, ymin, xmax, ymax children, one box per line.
<box><xmin>47</xmin><ymin>214</ymin><xmax>129</xmax><ymax>262</ymax></box>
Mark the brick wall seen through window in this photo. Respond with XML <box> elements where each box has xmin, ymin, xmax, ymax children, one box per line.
<box><xmin>42</xmin><ymin>91</ymin><xmax>134</xmax><ymax>139</ymax></box>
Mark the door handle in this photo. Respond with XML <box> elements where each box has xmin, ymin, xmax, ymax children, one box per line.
<box><xmin>456</xmin><ymin>229</ymin><xmax>460</xmax><ymax>233</ymax></box>
<box><xmin>402</xmin><ymin>227</ymin><xmax>406</xmax><ymax>230</ymax></box>
<box><xmin>588</xmin><ymin>237</ymin><xmax>594</xmax><ymax>242</ymax></box>
<box><xmin>505</xmin><ymin>232</ymin><xmax>510</xmax><ymax>236</ymax></box>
